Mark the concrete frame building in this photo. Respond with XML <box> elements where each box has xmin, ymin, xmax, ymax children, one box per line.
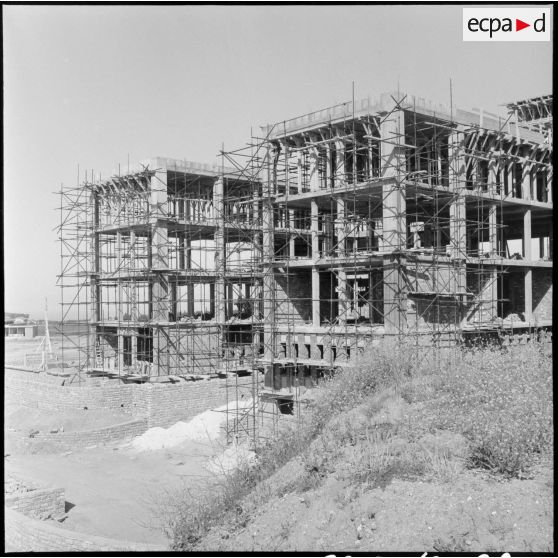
<box><xmin>58</xmin><ymin>91</ymin><xmax>552</xmax><ymax>434</ymax></box>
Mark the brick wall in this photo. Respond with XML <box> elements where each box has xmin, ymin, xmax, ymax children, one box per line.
<box><xmin>143</xmin><ymin>378</ymin><xmax>228</xmax><ymax>427</ymax></box>
<box><xmin>274</xmin><ymin>270</ymin><xmax>312</xmax><ymax>323</ymax></box>
<box><xmin>12</xmin><ymin>419</ymin><xmax>148</xmax><ymax>454</ymax></box>
<box><xmin>5</xmin><ymin>368</ymin><xmax>228</xmax><ymax>430</ymax></box>
<box><xmin>5</xmin><ymin>508</ymin><xmax>165</xmax><ymax>552</ymax></box>
<box><xmin>5</xmin><ymin>485</ymin><xmax>65</xmax><ymax>519</ymax></box>
<box><xmin>533</xmin><ymin>269</ymin><xmax>552</xmax><ymax>321</ymax></box>
<box><xmin>405</xmin><ymin>260</ymin><xmax>456</xmax><ymax>295</ymax></box>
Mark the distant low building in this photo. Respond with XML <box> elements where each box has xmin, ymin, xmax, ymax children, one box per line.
<box><xmin>4</xmin><ymin>313</ymin><xmax>38</xmax><ymax>338</ymax></box>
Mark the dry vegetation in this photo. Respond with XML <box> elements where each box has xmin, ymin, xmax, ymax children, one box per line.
<box><xmin>161</xmin><ymin>339</ymin><xmax>553</xmax><ymax>552</ymax></box>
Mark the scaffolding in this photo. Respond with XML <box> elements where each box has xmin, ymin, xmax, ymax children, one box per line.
<box><xmin>57</xmin><ymin>90</ymin><xmax>553</xmax><ymax>446</ymax></box>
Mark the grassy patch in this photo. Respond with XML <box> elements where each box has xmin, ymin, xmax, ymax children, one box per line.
<box><xmin>164</xmin><ymin>340</ymin><xmax>552</xmax><ymax>549</ymax></box>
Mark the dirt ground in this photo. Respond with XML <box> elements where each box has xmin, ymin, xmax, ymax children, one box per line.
<box><xmin>5</xmin><ymin>434</ymin><xmax>225</xmax><ymax>546</ymax></box>
<box><xmin>4</xmin><ymin>337</ymin><xmax>229</xmax><ymax>549</ymax></box>
<box><xmin>198</xmin><ymin>455</ymin><xmax>553</xmax><ymax>553</ymax></box>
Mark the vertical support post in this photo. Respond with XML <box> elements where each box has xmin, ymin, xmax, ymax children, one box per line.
<box><xmin>524</xmin><ymin>208</ymin><xmax>533</xmax><ymax>321</ymax></box>
<box><xmin>226</xmin><ymin>283</ymin><xmax>234</xmax><ymax>319</ymax></box>
<box><xmin>325</xmin><ymin>143</ymin><xmax>332</xmax><ymax>189</ymax></box>
<box><xmin>297</xmin><ymin>151</ymin><xmax>303</xmax><ymax>193</ymax></box>
<box><xmin>380</xmin><ymin>109</ymin><xmax>407</xmax><ymax>334</ymax></box>
<box><xmin>150</xmin><ymin>165</ymin><xmax>169</xmax><ymax>376</ymax></box>
<box><xmin>309</xmin><ymin>147</ymin><xmax>320</xmax><ymax>192</ymax></box>
<box><xmin>116</xmin><ymin>230</ymin><xmax>123</xmax><ymax>321</ymax></box>
<box><xmin>488</xmin><ymin>204</ymin><xmax>498</xmax><ymax>255</ymax></box>
<box><xmin>131</xmin><ymin>333</ymin><xmax>137</xmax><ymax>367</ymax></box>
<box><xmin>288</xmin><ymin>209</ymin><xmax>296</xmax><ymax>258</ymax></box>
<box><xmin>209</xmin><ymin>283</ymin><xmax>216</xmax><ymax>317</ymax></box>
<box><xmin>187</xmin><ymin>284</ymin><xmax>195</xmax><ymax>317</ymax></box>
<box><xmin>311</xmin><ymin>199</ymin><xmax>319</xmax><ymax>259</ymax></box>
<box><xmin>522</xmin><ymin>162</ymin><xmax>532</xmax><ymax>201</ymax></box>
<box><xmin>312</xmin><ymin>267</ymin><xmax>320</xmax><ymax>327</ymax></box>
<box><xmin>335</xmin><ymin>139</ymin><xmax>345</xmax><ymax>188</ymax></box>
<box><xmin>523</xmin><ymin>208</ymin><xmax>532</xmax><ymax>260</ymax></box>
<box><xmin>214</xmin><ymin>176</ymin><xmax>226</xmax><ymax>323</ymax></box>
<box><xmin>335</xmin><ymin>197</ymin><xmax>348</xmax><ymax>324</ymax></box>
<box><xmin>261</xmin><ymin>143</ymin><xmax>276</xmax><ymax>379</ymax></box>
<box><xmin>449</xmin><ymin>131</ymin><xmax>467</xmax><ymax>295</ymax></box>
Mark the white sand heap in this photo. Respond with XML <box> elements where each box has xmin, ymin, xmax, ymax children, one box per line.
<box><xmin>131</xmin><ymin>399</ymin><xmax>254</xmax><ymax>451</ymax></box>
<box><xmin>206</xmin><ymin>443</ymin><xmax>257</xmax><ymax>475</ymax></box>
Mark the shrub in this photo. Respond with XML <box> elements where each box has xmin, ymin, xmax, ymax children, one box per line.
<box><xmin>432</xmin><ymin>342</ymin><xmax>552</xmax><ymax>477</ymax></box>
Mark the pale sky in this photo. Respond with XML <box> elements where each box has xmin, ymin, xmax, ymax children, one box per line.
<box><xmin>3</xmin><ymin>4</ymin><xmax>552</xmax><ymax>318</ymax></box>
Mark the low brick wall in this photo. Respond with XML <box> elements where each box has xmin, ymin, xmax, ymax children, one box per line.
<box><xmin>5</xmin><ymin>508</ymin><xmax>166</xmax><ymax>552</ymax></box>
<box><xmin>144</xmin><ymin>378</ymin><xmax>228</xmax><ymax>427</ymax></box>
<box><xmin>5</xmin><ymin>477</ymin><xmax>65</xmax><ymax>520</ymax></box>
<box><xmin>15</xmin><ymin>418</ymin><xmax>148</xmax><ymax>454</ymax></box>
<box><xmin>5</xmin><ymin>368</ymin><xmax>229</xmax><ymax>429</ymax></box>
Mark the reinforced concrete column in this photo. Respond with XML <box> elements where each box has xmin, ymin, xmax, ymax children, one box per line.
<box><xmin>209</xmin><ymin>283</ymin><xmax>215</xmax><ymax>317</ymax></box>
<box><xmin>380</xmin><ymin>109</ymin><xmax>407</xmax><ymax>334</ymax></box>
<box><xmin>309</xmin><ymin>148</ymin><xmax>320</xmax><ymax>192</ymax></box>
<box><xmin>312</xmin><ymin>267</ymin><xmax>320</xmax><ymax>327</ymax></box>
<box><xmin>131</xmin><ymin>333</ymin><xmax>137</xmax><ymax>367</ymax></box>
<box><xmin>335</xmin><ymin>196</ymin><xmax>349</xmax><ymax>323</ymax></box>
<box><xmin>522</xmin><ymin>163</ymin><xmax>532</xmax><ymax>201</ymax></box>
<box><xmin>116</xmin><ymin>231</ymin><xmax>123</xmax><ymax>321</ymax></box>
<box><xmin>311</xmin><ymin>200</ymin><xmax>319</xmax><ymax>259</ymax></box>
<box><xmin>117</xmin><ymin>332</ymin><xmax>124</xmax><ymax>371</ymax></box>
<box><xmin>213</xmin><ymin>177</ymin><xmax>226</xmax><ymax>323</ymax></box>
<box><xmin>489</xmin><ymin>204</ymin><xmax>498</xmax><ymax>256</ymax></box>
<box><xmin>524</xmin><ymin>208</ymin><xmax>533</xmax><ymax>321</ymax></box>
<box><xmin>336</xmin><ymin>198</ymin><xmax>346</xmax><ymax>257</ymax></box>
<box><xmin>380</xmin><ymin>110</ymin><xmax>406</xmax><ymax>251</ymax></box>
<box><xmin>325</xmin><ymin>143</ymin><xmax>332</xmax><ymax>188</ymax></box>
<box><xmin>297</xmin><ymin>151</ymin><xmax>304</xmax><ymax>193</ymax></box>
<box><xmin>335</xmin><ymin>139</ymin><xmax>345</xmax><ymax>188</ymax></box>
<box><xmin>90</xmin><ymin>235</ymin><xmax>100</xmax><ymax>324</ymax></box>
<box><xmin>486</xmin><ymin>204</ymin><xmax>499</xmax><ymax>322</ymax></box>
<box><xmin>261</xmin><ymin>144</ymin><xmax>276</xmax><ymax>367</ymax></box>
<box><xmin>288</xmin><ymin>209</ymin><xmax>296</xmax><ymax>258</ymax></box>
<box><xmin>150</xmin><ymin>166</ymin><xmax>169</xmax><ymax>376</ymax></box>
<box><xmin>187</xmin><ymin>284</ymin><xmax>195</xmax><ymax>317</ymax></box>
<box><xmin>226</xmin><ymin>284</ymin><xmax>234</xmax><ymax>319</ymax></box>
<box><xmin>448</xmin><ymin>131</ymin><xmax>467</xmax><ymax>294</ymax></box>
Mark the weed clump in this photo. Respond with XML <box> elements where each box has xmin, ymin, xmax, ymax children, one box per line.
<box><xmin>431</xmin><ymin>343</ymin><xmax>552</xmax><ymax>477</ymax></box>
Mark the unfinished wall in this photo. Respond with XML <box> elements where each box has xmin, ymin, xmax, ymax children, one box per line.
<box><xmin>11</xmin><ymin>419</ymin><xmax>148</xmax><ymax>454</ymax></box>
<box><xmin>5</xmin><ymin>508</ymin><xmax>164</xmax><ymax>552</ymax></box>
<box><xmin>5</xmin><ymin>368</ymin><xmax>228</xmax><ymax>429</ymax></box>
<box><xmin>274</xmin><ymin>269</ymin><xmax>312</xmax><ymax>324</ymax></box>
<box><xmin>533</xmin><ymin>269</ymin><xmax>552</xmax><ymax>321</ymax></box>
<box><xmin>5</xmin><ymin>477</ymin><xmax>65</xmax><ymax>520</ymax></box>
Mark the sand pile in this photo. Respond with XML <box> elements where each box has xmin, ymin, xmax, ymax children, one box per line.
<box><xmin>131</xmin><ymin>399</ymin><xmax>253</xmax><ymax>451</ymax></box>
<box><xmin>206</xmin><ymin>443</ymin><xmax>257</xmax><ymax>475</ymax></box>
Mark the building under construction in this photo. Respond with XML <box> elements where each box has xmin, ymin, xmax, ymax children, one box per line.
<box><xmin>58</xmin><ymin>91</ymin><xmax>553</xmax><ymax>439</ymax></box>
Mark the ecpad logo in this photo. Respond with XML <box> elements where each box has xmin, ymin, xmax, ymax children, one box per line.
<box><xmin>463</xmin><ymin>8</ymin><xmax>551</xmax><ymax>41</ymax></box>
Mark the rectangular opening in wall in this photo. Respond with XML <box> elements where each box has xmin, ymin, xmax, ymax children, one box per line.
<box><xmin>294</xmin><ymin>237</ymin><xmax>310</xmax><ymax>258</ymax></box>
<box><xmin>123</xmin><ymin>335</ymin><xmax>132</xmax><ymax>366</ymax></box>
<box><xmin>513</xmin><ymin>163</ymin><xmax>523</xmax><ymax>198</ymax></box>
<box><xmin>501</xmin><ymin>271</ymin><xmax>525</xmax><ymax>321</ymax></box>
<box><xmin>305</xmin><ymin>344</ymin><xmax>311</xmax><ymax>359</ymax></box>
<box><xmin>137</xmin><ymin>328</ymin><xmax>153</xmax><ymax>363</ymax></box>
<box><xmin>536</xmin><ymin>170</ymin><xmax>548</xmax><ymax>202</ymax></box>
